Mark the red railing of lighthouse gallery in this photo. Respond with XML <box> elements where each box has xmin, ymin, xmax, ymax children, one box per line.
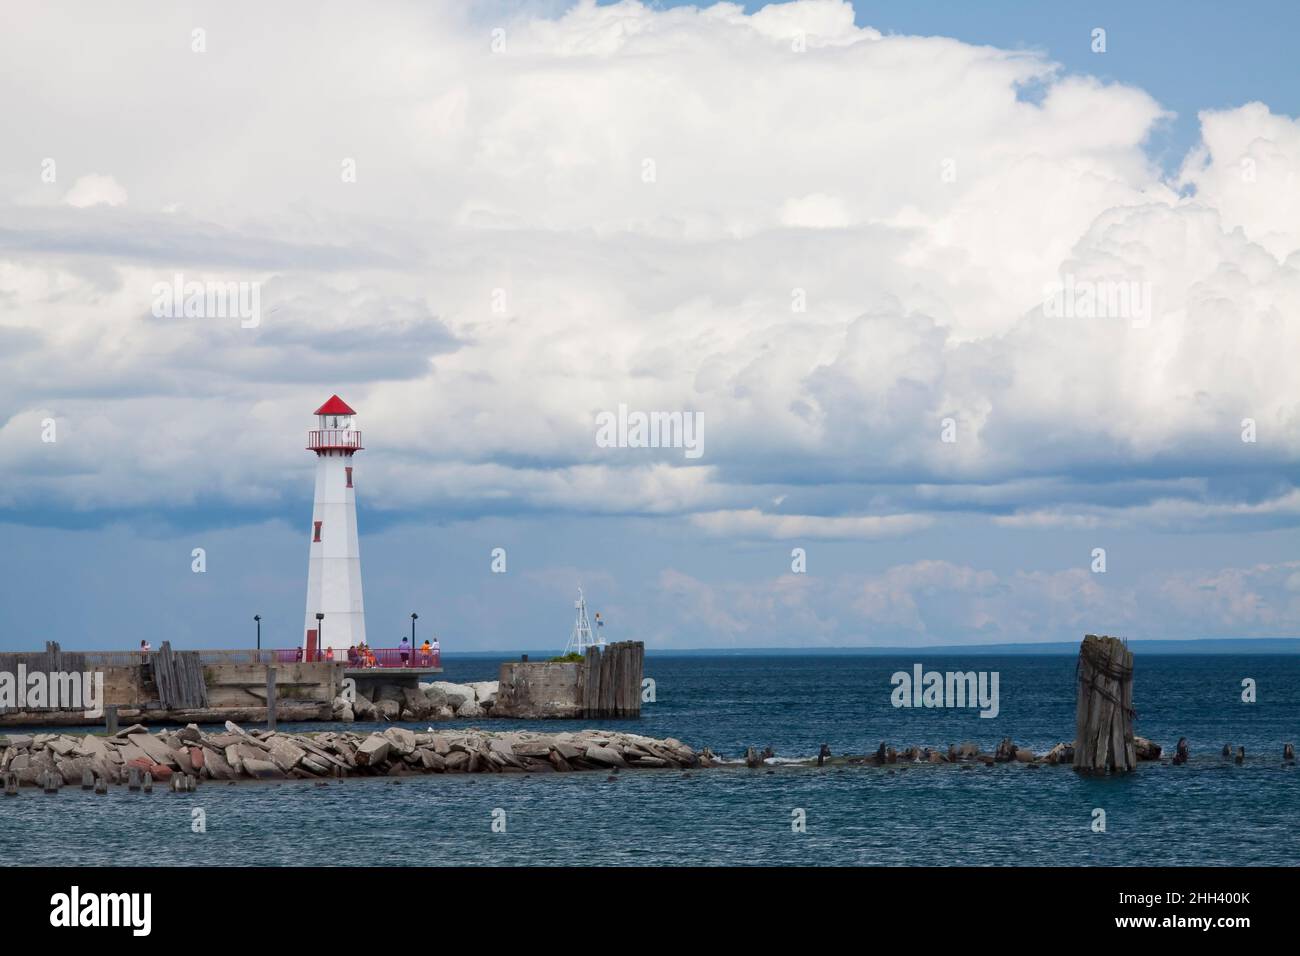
<box><xmin>275</xmin><ymin>646</ymin><xmax>440</xmax><ymax>669</ymax></box>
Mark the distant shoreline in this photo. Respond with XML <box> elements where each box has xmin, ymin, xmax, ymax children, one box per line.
<box><xmin>442</xmin><ymin>638</ymin><xmax>1300</xmax><ymax>658</ymax></box>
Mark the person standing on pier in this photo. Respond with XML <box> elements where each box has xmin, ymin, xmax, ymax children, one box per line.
<box><xmin>399</xmin><ymin>636</ymin><xmax>411</xmax><ymax>667</ymax></box>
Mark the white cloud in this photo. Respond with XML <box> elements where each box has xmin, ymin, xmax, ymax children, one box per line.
<box><xmin>691</xmin><ymin>508</ymin><xmax>932</xmax><ymax>540</ymax></box>
<box><xmin>643</xmin><ymin>558</ymin><xmax>1300</xmax><ymax>646</ymax></box>
<box><xmin>62</xmin><ymin>174</ymin><xmax>127</xmax><ymax>208</ymax></box>
<box><xmin>0</xmin><ymin>0</ymin><xmax>1296</xmax><ymax>542</ymax></box>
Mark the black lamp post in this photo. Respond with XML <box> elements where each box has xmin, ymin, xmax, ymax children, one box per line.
<box><xmin>254</xmin><ymin>614</ymin><xmax>261</xmax><ymax>651</ymax></box>
<box><xmin>315</xmin><ymin>612</ymin><xmax>324</xmax><ymax>663</ymax></box>
<box><xmin>411</xmin><ymin>612</ymin><xmax>418</xmax><ymax>666</ymax></box>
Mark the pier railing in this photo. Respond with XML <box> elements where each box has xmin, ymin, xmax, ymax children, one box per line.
<box><xmin>278</xmin><ymin>647</ymin><xmax>441</xmax><ymax>669</ymax></box>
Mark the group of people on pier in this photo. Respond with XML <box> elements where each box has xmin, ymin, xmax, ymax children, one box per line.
<box><xmin>343</xmin><ymin>636</ymin><xmax>439</xmax><ymax>668</ymax></box>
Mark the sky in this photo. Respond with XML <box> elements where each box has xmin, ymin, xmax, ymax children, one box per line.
<box><xmin>1</xmin><ymin>0</ymin><xmax>1299</xmax><ymax>651</ymax></box>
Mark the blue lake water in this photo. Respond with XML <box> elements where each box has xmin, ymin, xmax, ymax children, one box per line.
<box><xmin>3</xmin><ymin>654</ymin><xmax>1297</xmax><ymax>866</ymax></box>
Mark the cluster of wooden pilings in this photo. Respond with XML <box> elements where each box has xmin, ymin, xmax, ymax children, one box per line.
<box><xmin>2</xmin><ymin>764</ymin><xmax>199</xmax><ymax>796</ymax></box>
<box><xmin>580</xmin><ymin>641</ymin><xmax>643</xmax><ymax>718</ymax></box>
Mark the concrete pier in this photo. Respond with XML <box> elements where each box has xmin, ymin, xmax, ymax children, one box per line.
<box><xmin>495</xmin><ymin>641</ymin><xmax>643</xmax><ymax>718</ymax></box>
<box><xmin>0</xmin><ymin>641</ymin><xmax>435</xmax><ymax>728</ymax></box>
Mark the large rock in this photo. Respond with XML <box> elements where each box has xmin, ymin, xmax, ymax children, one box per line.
<box><xmin>266</xmin><ymin>736</ymin><xmax>306</xmax><ymax>772</ymax></box>
<box><xmin>444</xmin><ymin>751</ymin><xmax>470</xmax><ymax>771</ymax></box>
<box><xmin>424</xmin><ymin>682</ymin><xmax>474</xmax><ymax>709</ymax></box>
<box><xmin>382</xmin><ymin>727</ymin><xmax>418</xmax><ymax>756</ymax></box>
<box><xmin>177</xmin><ymin>724</ymin><xmax>202</xmax><ymax>743</ymax></box>
<box><xmin>468</xmin><ymin>681</ymin><xmax>499</xmax><ymax>705</ymax></box>
<box><xmin>585</xmin><ymin>745</ymin><xmax>628</xmax><ymax>767</ymax></box>
<box><xmin>201</xmin><ymin>747</ymin><xmax>238</xmax><ymax>780</ymax></box>
<box><xmin>1134</xmin><ymin>736</ymin><xmax>1162</xmax><ymax>761</ymax></box>
<box><xmin>128</xmin><ymin>733</ymin><xmax>180</xmax><ymax>767</ymax></box>
<box><xmin>401</xmin><ymin>687</ymin><xmax>432</xmax><ymax>720</ymax></box>
<box><xmin>1045</xmin><ymin>742</ymin><xmax>1075</xmax><ymax>765</ymax></box>
<box><xmin>241</xmin><ymin>758</ymin><xmax>284</xmax><ymax>780</ymax></box>
<box><xmin>418</xmin><ymin>749</ymin><xmax>446</xmax><ymax>771</ymax></box>
<box><xmin>78</xmin><ymin>735</ymin><xmax>111</xmax><ymax>760</ymax></box>
<box><xmin>352</xmin><ymin>693</ymin><xmax>376</xmax><ymax>721</ymax></box>
<box><xmin>376</xmin><ymin>699</ymin><xmax>401</xmax><ymax>721</ymax></box>
<box><xmin>355</xmin><ymin>735</ymin><xmax>393</xmax><ymax>766</ymax></box>
<box><xmin>48</xmin><ymin>736</ymin><xmax>79</xmax><ymax>757</ymax></box>
<box><xmin>56</xmin><ymin>754</ymin><xmax>95</xmax><ymax>784</ymax></box>
<box><xmin>456</xmin><ymin>699</ymin><xmax>483</xmax><ymax>718</ymax></box>
<box><xmin>420</xmin><ymin>684</ymin><xmax>448</xmax><ymax>709</ymax></box>
<box><xmin>994</xmin><ymin>738</ymin><xmax>1017</xmax><ymax>762</ymax></box>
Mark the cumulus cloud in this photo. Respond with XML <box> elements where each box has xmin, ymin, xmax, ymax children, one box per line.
<box><xmin>0</xmin><ymin>0</ymin><xmax>1297</xmax><ymax>549</ymax></box>
<box><xmin>643</xmin><ymin>558</ymin><xmax>1300</xmax><ymax>647</ymax></box>
<box><xmin>62</xmin><ymin>174</ymin><xmax>128</xmax><ymax>208</ymax></box>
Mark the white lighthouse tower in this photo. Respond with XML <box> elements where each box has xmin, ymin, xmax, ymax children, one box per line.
<box><xmin>303</xmin><ymin>395</ymin><xmax>366</xmax><ymax>657</ymax></box>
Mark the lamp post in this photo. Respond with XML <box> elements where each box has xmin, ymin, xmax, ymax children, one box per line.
<box><xmin>315</xmin><ymin>612</ymin><xmax>324</xmax><ymax>663</ymax></box>
<box><xmin>254</xmin><ymin>614</ymin><xmax>261</xmax><ymax>651</ymax></box>
<box><xmin>410</xmin><ymin>612</ymin><xmax>418</xmax><ymax>667</ymax></box>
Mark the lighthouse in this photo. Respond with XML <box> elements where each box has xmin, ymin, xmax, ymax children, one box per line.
<box><xmin>303</xmin><ymin>395</ymin><xmax>366</xmax><ymax>656</ymax></box>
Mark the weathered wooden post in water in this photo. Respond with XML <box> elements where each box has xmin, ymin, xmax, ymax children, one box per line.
<box><xmin>1074</xmin><ymin>634</ymin><xmax>1136</xmax><ymax>774</ymax></box>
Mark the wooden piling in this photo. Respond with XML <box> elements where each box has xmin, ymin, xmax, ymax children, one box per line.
<box><xmin>1074</xmin><ymin>634</ymin><xmax>1136</xmax><ymax>774</ymax></box>
<box><xmin>4</xmin><ymin>771</ymin><xmax>18</xmax><ymax>796</ymax></box>
<box><xmin>128</xmin><ymin>767</ymin><xmax>142</xmax><ymax>791</ymax></box>
<box><xmin>150</xmin><ymin>641</ymin><xmax>208</xmax><ymax>709</ymax></box>
<box><xmin>105</xmin><ymin>704</ymin><xmax>118</xmax><ymax>735</ymax></box>
<box><xmin>81</xmin><ymin>768</ymin><xmax>95</xmax><ymax>790</ymax></box>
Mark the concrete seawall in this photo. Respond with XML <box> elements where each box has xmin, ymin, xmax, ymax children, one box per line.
<box><xmin>1</xmin><ymin>641</ymin><xmax>644</xmax><ymax>727</ymax></box>
<box><xmin>0</xmin><ymin>644</ymin><xmax>344</xmax><ymax>727</ymax></box>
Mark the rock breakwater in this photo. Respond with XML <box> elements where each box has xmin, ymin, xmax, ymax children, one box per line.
<box><xmin>1</xmin><ymin>723</ymin><xmax>713</xmax><ymax>790</ymax></box>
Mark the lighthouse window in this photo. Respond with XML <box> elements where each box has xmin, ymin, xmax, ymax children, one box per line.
<box><xmin>313</xmin><ymin>521</ymin><xmax>322</xmax><ymax>542</ymax></box>
<box><xmin>346</xmin><ymin>466</ymin><xmax>353</xmax><ymax>488</ymax></box>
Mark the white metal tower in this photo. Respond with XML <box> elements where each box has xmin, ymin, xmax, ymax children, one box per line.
<box><xmin>564</xmin><ymin>585</ymin><xmax>606</xmax><ymax>656</ymax></box>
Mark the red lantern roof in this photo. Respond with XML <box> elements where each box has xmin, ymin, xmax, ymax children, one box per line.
<box><xmin>314</xmin><ymin>395</ymin><xmax>356</xmax><ymax>416</ymax></box>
